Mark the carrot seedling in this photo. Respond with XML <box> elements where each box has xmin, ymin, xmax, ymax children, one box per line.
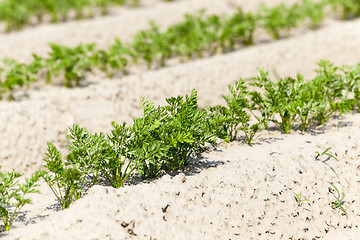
<box><xmin>293</xmin><ymin>192</ymin><xmax>310</xmax><ymax>207</ymax></box>
<box><xmin>315</xmin><ymin>147</ymin><xmax>339</xmax><ymax>161</ymax></box>
<box><xmin>0</xmin><ymin>167</ymin><xmax>45</xmax><ymax>231</ymax></box>
<box><xmin>328</xmin><ymin>182</ymin><xmax>348</xmax><ymax>219</ymax></box>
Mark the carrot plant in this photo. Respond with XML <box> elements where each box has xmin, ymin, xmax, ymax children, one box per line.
<box><xmin>43</xmin><ymin>142</ymin><xmax>89</xmax><ymax>209</ymax></box>
<box><xmin>250</xmin><ymin>69</ymin><xmax>306</xmax><ymax>133</ymax></box>
<box><xmin>293</xmin><ymin>80</ymin><xmax>321</xmax><ymax>131</ymax></box>
<box><xmin>311</xmin><ymin>60</ymin><xmax>355</xmax><ymax>124</ymax></box>
<box><xmin>0</xmin><ymin>0</ymin><xmax>31</xmax><ymax>31</ymax></box>
<box><xmin>93</xmin><ymin>38</ymin><xmax>132</xmax><ymax>78</ymax></box>
<box><xmin>45</xmin><ymin>43</ymin><xmax>98</xmax><ymax>87</ymax></box>
<box><xmin>43</xmin><ymin>123</ymin><xmax>138</xmax><ymax>208</ymax></box>
<box><xmin>66</xmin><ymin>123</ymin><xmax>137</xmax><ymax>188</ymax></box>
<box><xmin>161</xmin><ymin>90</ymin><xmax>217</xmax><ymax>169</ymax></box>
<box><xmin>301</xmin><ymin>0</ymin><xmax>327</xmax><ymax>29</ymax></box>
<box><xmin>207</xmin><ymin>79</ymin><xmax>260</xmax><ymax>144</ymax></box>
<box><xmin>248</xmin><ymin>59</ymin><xmax>359</xmax><ymax>133</ymax></box>
<box><xmin>0</xmin><ymin>58</ymin><xmax>39</xmax><ymax>100</ymax></box>
<box><xmin>128</xmin><ymin>99</ymin><xmax>170</xmax><ymax>178</ymax></box>
<box><xmin>258</xmin><ymin>3</ymin><xmax>303</xmax><ymax>39</ymax></box>
<box><xmin>129</xmin><ymin>90</ymin><xmax>217</xmax><ymax>178</ymax></box>
<box><xmin>168</xmin><ymin>12</ymin><xmax>221</xmax><ymax>60</ymax></box>
<box><xmin>339</xmin><ymin>63</ymin><xmax>360</xmax><ymax>111</ymax></box>
<box><xmin>65</xmin><ymin>125</ymin><xmax>108</xmax><ymax>186</ymax></box>
<box><xmin>105</xmin><ymin>122</ymin><xmax>137</xmax><ymax>187</ymax></box>
<box><xmin>132</xmin><ymin>22</ymin><xmax>160</xmax><ymax>69</ymax></box>
<box><xmin>327</xmin><ymin>0</ymin><xmax>360</xmax><ymax>19</ymax></box>
<box><xmin>220</xmin><ymin>9</ymin><xmax>258</xmax><ymax>51</ymax></box>
<box><xmin>0</xmin><ymin>166</ymin><xmax>45</xmax><ymax>232</ymax></box>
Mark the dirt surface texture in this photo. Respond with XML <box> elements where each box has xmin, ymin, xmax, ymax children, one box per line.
<box><xmin>1</xmin><ymin>0</ymin><xmax>360</xmax><ymax>239</ymax></box>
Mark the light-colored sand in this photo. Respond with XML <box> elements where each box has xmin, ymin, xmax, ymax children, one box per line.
<box><xmin>1</xmin><ymin>0</ymin><xmax>360</xmax><ymax>239</ymax></box>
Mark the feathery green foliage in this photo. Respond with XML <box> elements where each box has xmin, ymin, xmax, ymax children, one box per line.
<box><xmin>129</xmin><ymin>89</ymin><xmax>217</xmax><ymax>178</ymax></box>
<box><xmin>45</xmin><ymin>43</ymin><xmax>97</xmax><ymax>87</ymax></box>
<box><xmin>43</xmin><ymin>90</ymin><xmax>217</xmax><ymax>206</ymax></box>
<box><xmin>249</xmin><ymin>60</ymin><xmax>359</xmax><ymax>133</ymax></box>
<box><xmin>0</xmin><ymin>167</ymin><xmax>45</xmax><ymax>231</ymax></box>
<box><xmin>207</xmin><ymin>79</ymin><xmax>260</xmax><ymax>144</ymax></box>
<box><xmin>43</xmin><ymin>142</ymin><xmax>89</xmax><ymax>209</ymax></box>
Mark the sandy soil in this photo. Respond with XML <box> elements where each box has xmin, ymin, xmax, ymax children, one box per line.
<box><xmin>1</xmin><ymin>0</ymin><xmax>360</xmax><ymax>239</ymax></box>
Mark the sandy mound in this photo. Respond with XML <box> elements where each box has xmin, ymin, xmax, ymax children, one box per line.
<box><xmin>1</xmin><ymin>0</ymin><xmax>360</xmax><ymax>239</ymax></box>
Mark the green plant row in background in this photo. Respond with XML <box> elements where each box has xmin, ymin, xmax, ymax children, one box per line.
<box><xmin>1</xmin><ymin>59</ymin><xmax>359</xmax><ymax>231</ymax></box>
<box><xmin>0</xmin><ymin>0</ymin><xmax>174</xmax><ymax>32</ymax></box>
<box><xmin>0</xmin><ymin>0</ymin><xmax>359</xmax><ymax>99</ymax></box>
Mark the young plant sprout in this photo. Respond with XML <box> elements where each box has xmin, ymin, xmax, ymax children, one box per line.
<box><xmin>328</xmin><ymin>182</ymin><xmax>348</xmax><ymax>219</ymax></box>
<box><xmin>315</xmin><ymin>147</ymin><xmax>339</xmax><ymax>161</ymax></box>
<box><xmin>293</xmin><ymin>192</ymin><xmax>310</xmax><ymax>206</ymax></box>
